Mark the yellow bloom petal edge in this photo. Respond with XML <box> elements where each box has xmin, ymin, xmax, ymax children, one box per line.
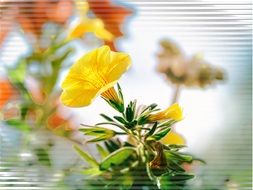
<box><xmin>60</xmin><ymin>45</ymin><xmax>131</xmax><ymax>107</ymax></box>
<box><xmin>67</xmin><ymin>18</ymin><xmax>114</xmax><ymax>41</ymax></box>
<box><xmin>148</xmin><ymin>103</ymin><xmax>183</xmax><ymax>122</ymax></box>
<box><xmin>160</xmin><ymin>131</ymin><xmax>186</xmax><ymax>145</ymax></box>
<box><xmin>68</xmin><ymin>0</ymin><xmax>114</xmax><ymax>41</ymax></box>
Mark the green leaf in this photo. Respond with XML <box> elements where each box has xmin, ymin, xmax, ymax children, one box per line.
<box><xmin>137</xmin><ymin>115</ymin><xmax>149</xmax><ymax>125</ymax></box>
<box><xmin>126</xmin><ymin>120</ymin><xmax>137</xmax><ymax>129</ymax></box>
<box><xmin>34</xmin><ymin>148</ymin><xmax>51</xmax><ymax>167</ymax></box>
<box><xmin>125</xmin><ymin>104</ymin><xmax>134</xmax><ymax>122</ymax></box>
<box><xmin>5</xmin><ymin>119</ymin><xmax>31</xmax><ymax>132</ymax></box>
<box><xmin>117</xmin><ymin>83</ymin><xmax>124</xmax><ymax>103</ymax></box>
<box><xmin>168</xmin><ymin>173</ymin><xmax>194</xmax><ymax>181</ymax></box>
<box><xmin>81</xmin><ymin>167</ymin><xmax>103</xmax><ymax>177</ymax></box>
<box><xmin>160</xmin><ymin>172</ymin><xmax>194</xmax><ymax>190</ymax></box>
<box><xmin>79</xmin><ymin>126</ymin><xmax>116</xmax><ymax>142</ymax></box>
<box><xmin>148</xmin><ymin>127</ymin><xmax>171</xmax><ymax>141</ymax></box>
<box><xmin>86</xmin><ymin>136</ymin><xmax>111</xmax><ymax>143</ymax></box>
<box><xmin>146</xmin><ymin>122</ymin><xmax>158</xmax><ymax>137</ymax></box>
<box><xmin>108</xmin><ymin>99</ymin><xmax>124</xmax><ymax>113</ymax></box>
<box><xmin>165</xmin><ymin>151</ymin><xmax>193</xmax><ymax>163</ymax></box>
<box><xmin>105</xmin><ymin>174</ymin><xmax>133</xmax><ymax>190</ymax></box>
<box><xmin>167</xmin><ymin>160</ymin><xmax>185</xmax><ymax>172</ymax></box>
<box><xmin>79</xmin><ymin>126</ymin><xmax>116</xmax><ymax>136</ymax></box>
<box><xmin>100</xmin><ymin>147</ymin><xmax>136</xmax><ymax>170</ymax></box>
<box><xmin>73</xmin><ymin>145</ymin><xmax>98</xmax><ymax>167</ymax></box>
<box><xmin>100</xmin><ymin>114</ymin><xmax>114</xmax><ymax>122</ymax></box>
<box><xmin>163</xmin><ymin>144</ymin><xmax>186</xmax><ymax>151</ymax></box>
<box><xmin>158</xmin><ymin>120</ymin><xmax>177</xmax><ymax>128</ymax></box>
<box><xmin>113</xmin><ymin>116</ymin><xmax>127</xmax><ymax>125</ymax></box>
<box><xmin>96</xmin><ymin>144</ymin><xmax>109</xmax><ymax>159</ymax></box>
<box><xmin>167</xmin><ymin>144</ymin><xmax>186</xmax><ymax>149</ymax></box>
<box><xmin>141</xmin><ymin>103</ymin><xmax>158</xmax><ymax>114</ymax></box>
<box><xmin>8</xmin><ymin>60</ymin><xmax>26</xmax><ymax>83</ymax></box>
<box><xmin>104</xmin><ymin>140</ymin><xmax>121</xmax><ymax>153</ymax></box>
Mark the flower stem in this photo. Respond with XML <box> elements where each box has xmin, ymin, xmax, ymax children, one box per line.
<box><xmin>171</xmin><ymin>84</ymin><xmax>181</xmax><ymax>104</ymax></box>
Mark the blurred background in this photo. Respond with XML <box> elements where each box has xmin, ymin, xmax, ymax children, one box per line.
<box><xmin>0</xmin><ymin>0</ymin><xmax>252</xmax><ymax>189</ymax></box>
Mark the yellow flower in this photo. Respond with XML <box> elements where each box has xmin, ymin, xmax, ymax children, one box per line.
<box><xmin>68</xmin><ymin>1</ymin><xmax>113</xmax><ymax>41</ymax></box>
<box><xmin>160</xmin><ymin>131</ymin><xmax>185</xmax><ymax>145</ymax></box>
<box><xmin>148</xmin><ymin>103</ymin><xmax>183</xmax><ymax>122</ymax></box>
<box><xmin>60</xmin><ymin>45</ymin><xmax>131</xmax><ymax>107</ymax></box>
<box><xmin>68</xmin><ymin>18</ymin><xmax>114</xmax><ymax>41</ymax></box>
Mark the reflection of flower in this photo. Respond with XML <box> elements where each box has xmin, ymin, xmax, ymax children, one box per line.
<box><xmin>148</xmin><ymin>103</ymin><xmax>183</xmax><ymax>122</ymax></box>
<box><xmin>157</xmin><ymin>39</ymin><xmax>225</xmax><ymax>88</ymax></box>
<box><xmin>61</xmin><ymin>45</ymin><xmax>131</xmax><ymax>107</ymax></box>
<box><xmin>0</xmin><ymin>0</ymin><xmax>73</xmax><ymax>44</ymax></box>
<box><xmin>87</xmin><ymin>0</ymin><xmax>133</xmax><ymax>50</ymax></box>
<box><xmin>68</xmin><ymin>1</ymin><xmax>113</xmax><ymax>41</ymax></box>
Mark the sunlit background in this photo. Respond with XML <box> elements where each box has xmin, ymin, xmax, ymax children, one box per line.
<box><xmin>0</xmin><ymin>0</ymin><xmax>252</xmax><ymax>189</ymax></box>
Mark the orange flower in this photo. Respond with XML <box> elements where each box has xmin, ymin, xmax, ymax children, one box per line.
<box><xmin>0</xmin><ymin>78</ymin><xmax>17</xmax><ymax>108</ymax></box>
<box><xmin>47</xmin><ymin>112</ymin><xmax>72</xmax><ymax>130</ymax></box>
<box><xmin>87</xmin><ymin>0</ymin><xmax>132</xmax><ymax>51</ymax></box>
<box><xmin>0</xmin><ymin>0</ymin><xmax>73</xmax><ymax>44</ymax></box>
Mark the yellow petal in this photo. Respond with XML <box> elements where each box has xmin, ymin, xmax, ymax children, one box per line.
<box><xmin>61</xmin><ymin>46</ymin><xmax>131</xmax><ymax>107</ymax></box>
<box><xmin>91</xmin><ymin>19</ymin><xmax>114</xmax><ymax>41</ymax></box>
<box><xmin>164</xmin><ymin>103</ymin><xmax>183</xmax><ymax>121</ymax></box>
<box><xmin>61</xmin><ymin>87</ymin><xmax>99</xmax><ymax>107</ymax></box>
<box><xmin>94</xmin><ymin>46</ymin><xmax>131</xmax><ymax>83</ymax></box>
<box><xmin>68</xmin><ymin>18</ymin><xmax>113</xmax><ymax>41</ymax></box>
<box><xmin>107</xmin><ymin>51</ymin><xmax>131</xmax><ymax>82</ymax></box>
<box><xmin>161</xmin><ymin>131</ymin><xmax>185</xmax><ymax>145</ymax></box>
<box><xmin>148</xmin><ymin>103</ymin><xmax>183</xmax><ymax>122</ymax></box>
<box><xmin>67</xmin><ymin>21</ymin><xmax>88</xmax><ymax>40</ymax></box>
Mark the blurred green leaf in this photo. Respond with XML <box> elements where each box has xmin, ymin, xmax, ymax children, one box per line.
<box><xmin>163</xmin><ymin>144</ymin><xmax>187</xmax><ymax>152</ymax></box>
<box><xmin>96</xmin><ymin>144</ymin><xmax>109</xmax><ymax>159</ymax></box>
<box><xmin>73</xmin><ymin>145</ymin><xmax>98</xmax><ymax>167</ymax></box>
<box><xmin>160</xmin><ymin>172</ymin><xmax>194</xmax><ymax>190</ymax></box>
<box><xmin>167</xmin><ymin>159</ymin><xmax>185</xmax><ymax>172</ymax></box>
<box><xmin>165</xmin><ymin>151</ymin><xmax>193</xmax><ymax>163</ymax></box>
<box><xmin>104</xmin><ymin>139</ymin><xmax>122</xmax><ymax>153</ymax></box>
<box><xmin>44</xmin><ymin>48</ymin><xmax>72</xmax><ymax>95</ymax></box>
<box><xmin>105</xmin><ymin>174</ymin><xmax>133</xmax><ymax>190</ymax></box>
<box><xmin>5</xmin><ymin>119</ymin><xmax>31</xmax><ymax>132</ymax></box>
<box><xmin>34</xmin><ymin>148</ymin><xmax>51</xmax><ymax>167</ymax></box>
<box><xmin>81</xmin><ymin>167</ymin><xmax>103</xmax><ymax>177</ymax></box>
<box><xmin>100</xmin><ymin>147</ymin><xmax>136</xmax><ymax>170</ymax></box>
<box><xmin>161</xmin><ymin>172</ymin><xmax>194</xmax><ymax>186</ymax></box>
<box><xmin>8</xmin><ymin>60</ymin><xmax>27</xmax><ymax>83</ymax></box>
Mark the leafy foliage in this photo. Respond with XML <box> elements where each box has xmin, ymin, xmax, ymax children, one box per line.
<box><xmin>73</xmin><ymin>85</ymin><xmax>201</xmax><ymax>189</ymax></box>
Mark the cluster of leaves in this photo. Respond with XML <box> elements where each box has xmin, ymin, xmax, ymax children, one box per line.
<box><xmin>75</xmin><ymin>85</ymin><xmax>199</xmax><ymax>190</ymax></box>
<box><xmin>3</xmin><ymin>25</ymin><xmax>74</xmax><ymax>172</ymax></box>
<box><xmin>4</xmin><ymin>24</ymin><xmax>73</xmax><ymax>132</ymax></box>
